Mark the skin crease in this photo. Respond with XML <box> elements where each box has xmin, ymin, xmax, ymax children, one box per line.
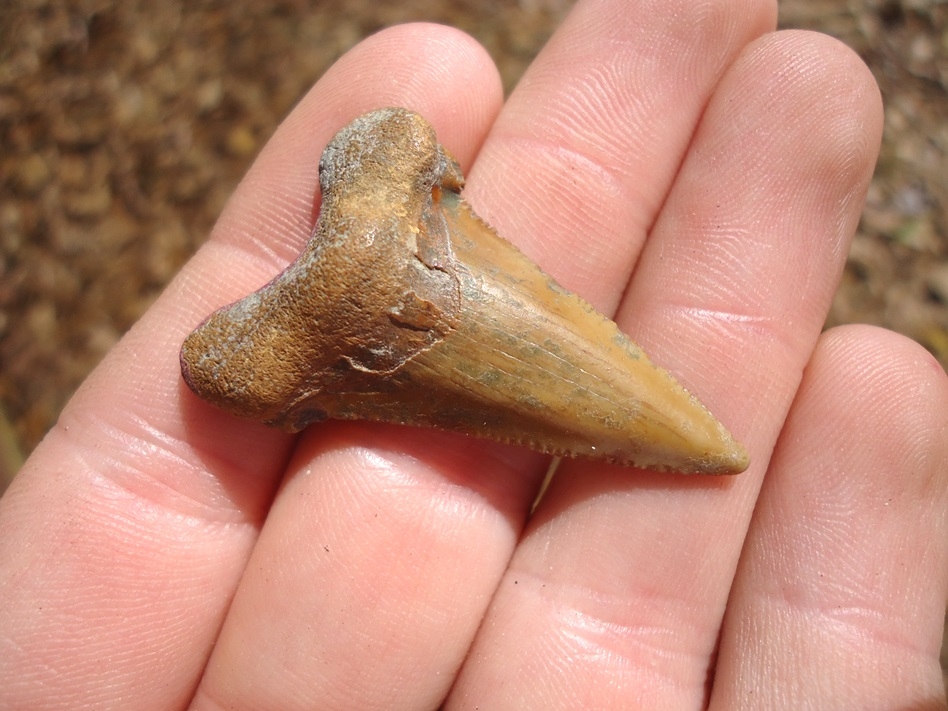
<box><xmin>0</xmin><ymin>5</ymin><xmax>946</xmax><ymax>711</ymax></box>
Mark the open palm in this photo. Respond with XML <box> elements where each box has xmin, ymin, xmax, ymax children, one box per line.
<box><xmin>2</xmin><ymin>2</ymin><xmax>947</xmax><ymax>709</ymax></box>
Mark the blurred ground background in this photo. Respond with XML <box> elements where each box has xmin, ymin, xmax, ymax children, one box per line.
<box><xmin>1</xmin><ymin>0</ymin><xmax>946</xmax><ymax>687</ymax></box>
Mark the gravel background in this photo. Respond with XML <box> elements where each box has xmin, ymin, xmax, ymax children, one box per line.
<box><xmin>1</xmin><ymin>0</ymin><xmax>946</xmax><ymax>688</ymax></box>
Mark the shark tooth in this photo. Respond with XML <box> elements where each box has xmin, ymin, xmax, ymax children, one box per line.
<box><xmin>180</xmin><ymin>107</ymin><xmax>748</xmax><ymax>475</ymax></box>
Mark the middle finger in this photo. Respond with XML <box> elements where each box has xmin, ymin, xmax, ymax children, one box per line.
<box><xmin>451</xmin><ymin>29</ymin><xmax>882</xmax><ymax>709</ymax></box>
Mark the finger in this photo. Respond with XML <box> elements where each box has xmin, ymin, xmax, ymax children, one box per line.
<box><xmin>450</xmin><ymin>31</ymin><xmax>883</xmax><ymax>708</ymax></box>
<box><xmin>711</xmin><ymin>327</ymin><xmax>948</xmax><ymax>709</ymax></box>
<box><xmin>186</xmin><ymin>26</ymin><xmax>520</xmax><ymax>711</ymax></box>
<box><xmin>712</xmin><ymin>326</ymin><xmax>948</xmax><ymax>709</ymax></box>
<box><xmin>191</xmin><ymin>0</ymin><xmax>776</xmax><ymax>707</ymax></box>
<box><xmin>0</xmin><ymin>24</ymin><xmax>502</xmax><ymax>711</ymax></box>
<box><xmin>466</xmin><ymin>0</ymin><xmax>776</xmax><ymax>310</ymax></box>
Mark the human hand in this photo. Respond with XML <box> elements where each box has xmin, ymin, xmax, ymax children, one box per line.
<box><xmin>2</xmin><ymin>4</ymin><xmax>947</xmax><ymax>710</ymax></box>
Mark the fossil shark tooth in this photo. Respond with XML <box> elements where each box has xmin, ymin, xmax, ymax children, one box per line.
<box><xmin>180</xmin><ymin>107</ymin><xmax>749</xmax><ymax>475</ymax></box>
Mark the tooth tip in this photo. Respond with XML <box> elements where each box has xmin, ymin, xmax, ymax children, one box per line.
<box><xmin>628</xmin><ymin>421</ymin><xmax>749</xmax><ymax>475</ymax></box>
<box><xmin>670</xmin><ymin>413</ymin><xmax>750</xmax><ymax>475</ymax></box>
<box><xmin>690</xmin><ymin>440</ymin><xmax>750</xmax><ymax>475</ymax></box>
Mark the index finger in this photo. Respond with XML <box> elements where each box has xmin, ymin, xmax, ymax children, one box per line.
<box><xmin>0</xmin><ymin>25</ymin><xmax>502</xmax><ymax>710</ymax></box>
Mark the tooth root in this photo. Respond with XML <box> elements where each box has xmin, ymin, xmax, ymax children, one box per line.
<box><xmin>180</xmin><ymin>107</ymin><xmax>748</xmax><ymax>475</ymax></box>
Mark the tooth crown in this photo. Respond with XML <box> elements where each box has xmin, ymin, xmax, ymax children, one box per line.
<box><xmin>181</xmin><ymin>107</ymin><xmax>749</xmax><ymax>475</ymax></box>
